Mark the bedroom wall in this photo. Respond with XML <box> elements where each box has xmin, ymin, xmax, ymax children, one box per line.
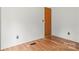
<box><xmin>0</xmin><ymin>7</ymin><xmax>1</xmax><ymax>49</ymax></box>
<box><xmin>1</xmin><ymin>7</ymin><xmax>44</xmax><ymax>49</ymax></box>
<box><xmin>52</xmin><ymin>7</ymin><xmax>79</xmax><ymax>42</ymax></box>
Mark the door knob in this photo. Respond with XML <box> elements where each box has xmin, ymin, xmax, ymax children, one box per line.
<box><xmin>42</xmin><ymin>20</ymin><xmax>45</xmax><ymax>22</ymax></box>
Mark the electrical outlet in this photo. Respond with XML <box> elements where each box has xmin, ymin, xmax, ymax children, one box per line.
<box><xmin>16</xmin><ymin>35</ymin><xmax>19</xmax><ymax>39</ymax></box>
<box><xmin>67</xmin><ymin>32</ymin><xmax>70</xmax><ymax>35</ymax></box>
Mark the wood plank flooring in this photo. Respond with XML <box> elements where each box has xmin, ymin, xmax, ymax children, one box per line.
<box><xmin>1</xmin><ymin>36</ymin><xmax>79</xmax><ymax>51</ymax></box>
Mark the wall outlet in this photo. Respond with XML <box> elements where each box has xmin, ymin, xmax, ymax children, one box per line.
<box><xmin>16</xmin><ymin>35</ymin><xmax>19</xmax><ymax>39</ymax></box>
<box><xmin>67</xmin><ymin>32</ymin><xmax>70</xmax><ymax>35</ymax></box>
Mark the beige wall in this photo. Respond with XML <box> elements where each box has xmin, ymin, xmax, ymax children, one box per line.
<box><xmin>0</xmin><ymin>7</ymin><xmax>1</xmax><ymax>49</ymax></box>
<box><xmin>52</xmin><ymin>7</ymin><xmax>79</xmax><ymax>42</ymax></box>
<box><xmin>1</xmin><ymin>7</ymin><xmax>44</xmax><ymax>49</ymax></box>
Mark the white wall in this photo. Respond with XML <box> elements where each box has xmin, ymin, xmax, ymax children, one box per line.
<box><xmin>0</xmin><ymin>7</ymin><xmax>1</xmax><ymax>49</ymax></box>
<box><xmin>1</xmin><ymin>7</ymin><xmax>44</xmax><ymax>49</ymax></box>
<box><xmin>52</xmin><ymin>7</ymin><xmax>79</xmax><ymax>42</ymax></box>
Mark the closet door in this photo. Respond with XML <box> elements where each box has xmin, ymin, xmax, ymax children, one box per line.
<box><xmin>45</xmin><ymin>7</ymin><xmax>51</xmax><ymax>38</ymax></box>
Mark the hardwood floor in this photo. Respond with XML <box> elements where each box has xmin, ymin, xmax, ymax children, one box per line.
<box><xmin>1</xmin><ymin>36</ymin><xmax>79</xmax><ymax>51</ymax></box>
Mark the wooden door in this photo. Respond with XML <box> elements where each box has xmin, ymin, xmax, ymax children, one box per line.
<box><xmin>44</xmin><ymin>7</ymin><xmax>51</xmax><ymax>38</ymax></box>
